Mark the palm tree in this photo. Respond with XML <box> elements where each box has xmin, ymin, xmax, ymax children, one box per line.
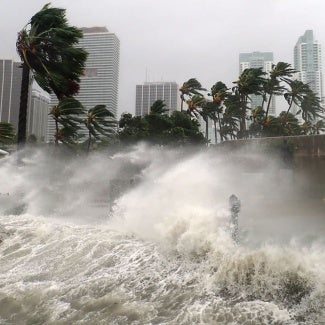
<box><xmin>209</xmin><ymin>81</ymin><xmax>228</xmax><ymax>143</ymax></box>
<box><xmin>283</xmin><ymin>80</ymin><xmax>310</xmax><ymax>123</ymax></box>
<box><xmin>179</xmin><ymin>78</ymin><xmax>206</xmax><ymax>112</ymax></box>
<box><xmin>186</xmin><ymin>94</ymin><xmax>206</xmax><ymax>117</ymax></box>
<box><xmin>0</xmin><ymin>122</ymin><xmax>15</xmax><ymax>144</ymax></box>
<box><xmin>49</xmin><ymin>97</ymin><xmax>85</xmax><ymax>145</ymax></box>
<box><xmin>263</xmin><ymin>62</ymin><xmax>296</xmax><ymax>121</ymax></box>
<box><xmin>299</xmin><ymin>89</ymin><xmax>324</xmax><ymax>123</ymax></box>
<box><xmin>232</xmin><ymin>68</ymin><xmax>266</xmax><ymax>138</ymax></box>
<box><xmin>16</xmin><ymin>3</ymin><xmax>87</xmax><ymax>145</ymax></box>
<box><xmin>249</xmin><ymin>106</ymin><xmax>265</xmax><ymax>137</ymax></box>
<box><xmin>200</xmin><ymin>103</ymin><xmax>212</xmax><ymax>143</ymax></box>
<box><xmin>84</xmin><ymin>105</ymin><xmax>116</xmax><ymax>153</ymax></box>
<box><xmin>150</xmin><ymin>100</ymin><xmax>169</xmax><ymax>115</ymax></box>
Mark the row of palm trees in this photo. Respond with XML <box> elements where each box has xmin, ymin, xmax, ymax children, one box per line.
<box><xmin>179</xmin><ymin>62</ymin><xmax>325</xmax><ymax>143</ymax></box>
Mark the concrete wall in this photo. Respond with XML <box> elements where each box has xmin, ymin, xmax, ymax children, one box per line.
<box><xmin>216</xmin><ymin>135</ymin><xmax>325</xmax><ymax>199</ymax></box>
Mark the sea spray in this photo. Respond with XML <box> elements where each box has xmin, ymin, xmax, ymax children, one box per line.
<box><xmin>0</xmin><ymin>144</ymin><xmax>324</xmax><ymax>324</ymax></box>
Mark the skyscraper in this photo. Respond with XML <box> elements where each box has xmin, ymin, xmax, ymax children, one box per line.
<box><xmin>27</xmin><ymin>89</ymin><xmax>50</xmax><ymax>141</ymax></box>
<box><xmin>47</xmin><ymin>27</ymin><xmax>120</xmax><ymax>141</ymax></box>
<box><xmin>294</xmin><ymin>30</ymin><xmax>323</xmax><ymax>103</ymax></box>
<box><xmin>239</xmin><ymin>51</ymin><xmax>275</xmax><ymax>115</ymax></box>
<box><xmin>135</xmin><ymin>82</ymin><xmax>179</xmax><ymax>116</ymax></box>
<box><xmin>0</xmin><ymin>60</ymin><xmax>22</xmax><ymax>130</ymax></box>
<box><xmin>0</xmin><ymin>59</ymin><xmax>49</xmax><ymax>140</ymax></box>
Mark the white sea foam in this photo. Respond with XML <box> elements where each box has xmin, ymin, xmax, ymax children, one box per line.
<box><xmin>0</xmin><ymin>144</ymin><xmax>324</xmax><ymax>324</ymax></box>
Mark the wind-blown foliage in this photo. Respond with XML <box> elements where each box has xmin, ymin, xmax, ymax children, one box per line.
<box><xmin>49</xmin><ymin>97</ymin><xmax>85</xmax><ymax>145</ymax></box>
<box><xmin>179</xmin><ymin>78</ymin><xmax>206</xmax><ymax>112</ymax></box>
<box><xmin>263</xmin><ymin>62</ymin><xmax>296</xmax><ymax>121</ymax></box>
<box><xmin>84</xmin><ymin>105</ymin><xmax>116</xmax><ymax>153</ymax></box>
<box><xmin>150</xmin><ymin>100</ymin><xmax>169</xmax><ymax>115</ymax></box>
<box><xmin>232</xmin><ymin>68</ymin><xmax>266</xmax><ymax>137</ymax></box>
<box><xmin>118</xmin><ymin>111</ymin><xmax>205</xmax><ymax>146</ymax></box>
<box><xmin>16</xmin><ymin>3</ymin><xmax>87</xmax><ymax>145</ymax></box>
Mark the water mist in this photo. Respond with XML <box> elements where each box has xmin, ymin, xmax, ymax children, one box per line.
<box><xmin>0</xmin><ymin>143</ymin><xmax>324</xmax><ymax>324</ymax></box>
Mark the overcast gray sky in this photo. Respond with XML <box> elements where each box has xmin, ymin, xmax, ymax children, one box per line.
<box><xmin>1</xmin><ymin>0</ymin><xmax>325</xmax><ymax>116</ymax></box>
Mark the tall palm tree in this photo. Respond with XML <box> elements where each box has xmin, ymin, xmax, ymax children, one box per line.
<box><xmin>263</xmin><ymin>62</ymin><xmax>296</xmax><ymax>121</ymax></box>
<box><xmin>232</xmin><ymin>68</ymin><xmax>266</xmax><ymax>138</ymax></box>
<box><xmin>49</xmin><ymin>97</ymin><xmax>85</xmax><ymax>145</ymax></box>
<box><xmin>84</xmin><ymin>105</ymin><xmax>116</xmax><ymax>153</ymax></box>
<box><xmin>16</xmin><ymin>3</ymin><xmax>87</xmax><ymax>145</ymax></box>
<box><xmin>210</xmin><ymin>81</ymin><xmax>228</xmax><ymax>143</ymax></box>
<box><xmin>179</xmin><ymin>78</ymin><xmax>206</xmax><ymax>112</ymax></box>
<box><xmin>299</xmin><ymin>89</ymin><xmax>324</xmax><ymax>123</ymax></box>
<box><xmin>283</xmin><ymin>80</ymin><xmax>310</xmax><ymax>123</ymax></box>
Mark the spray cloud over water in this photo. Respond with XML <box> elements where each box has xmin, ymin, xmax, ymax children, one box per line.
<box><xmin>0</xmin><ymin>144</ymin><xmax>324</xmax><ymax>324</ymax></box>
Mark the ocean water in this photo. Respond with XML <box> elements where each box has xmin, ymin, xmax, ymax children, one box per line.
<box><xmin>0</xmin><ymin>144</ymin><xmax>324</xmax><ymax>324</ymax></box>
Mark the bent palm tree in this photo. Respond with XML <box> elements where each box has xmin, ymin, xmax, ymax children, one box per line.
<box><xmin>299</xmin><ymin>89</ymin><xmax>324</xmax><ymax>122</ymax></box>
<box><xmin>49</xmin><ymin>97</ymin><xmax>85</xmax><ymax>145</ymax></box>
<box><xmin>233</xmin><ymin>68</ymin><xmax>266</xmax><ymax>138</ymax></box>
<box><xmin>84</xmin><ymin>105</ymin><xmax>116</xmax><ymax>153</ymax></box>
<box><xmin>150</xmin><ymin>100</ymin><xmax>169</xmax><ymax>115</ymax></box>
<box><xmin>263</xmin><ymin>62</ymin><xmax>296</xmax><ymax>121</ymax></box>
<box><xmin>210</xmin><ymin>81</ymin><xmax>228</xmax><ymax>143</ymax></box>
<box><xmin>179</xmin><ymin>78</ymin><xmax>206</xmax><ymax>112</ymax></box>
<box><xmin>16</xmin><ymin>3</ymin><xmax>87</xmax><ymax>145</ymax></box>
<box><xmin>283</xmin><ymin>80</ymin><xmax>310</xmax><ymax>123</ymax></box>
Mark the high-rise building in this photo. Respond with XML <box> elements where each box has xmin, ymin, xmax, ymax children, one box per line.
<box><xmin>0</xmin><ymin>59</ymin><xmax>22</xmax><ymax>130</ymax></box>
<box><xmin>294</xmin><ymin>30</ymin><xmax>323</xmax><ymax>104</ymax></box>
<box><xmin>27</xmin><ymin>89</ymin><xmax>50</xmax><ymax>141</ymax></box>
<box><xmin>239</xmin><ymin>51</ymin><xmax>275</xmax><ymax>115</ymax></box>
<box><xmin>135</xmin><ymin>81</ymin><xmax>179</xmax><ymax>116</ymax></box>
<box><xmin>0</xmin><ymin>59</ymin><xmax>50</xmax><ymax>141</ymax></box>
<box><xmin>47</xmin><ymin>26</ymin><xmax>120</xmax><ymax>142</ymax></box>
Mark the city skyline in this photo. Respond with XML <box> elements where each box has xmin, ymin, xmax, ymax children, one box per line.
<box><xmin>1</xmin><ymin>0</ymin><xmax>325</xmax><ymax>117</ymax></box>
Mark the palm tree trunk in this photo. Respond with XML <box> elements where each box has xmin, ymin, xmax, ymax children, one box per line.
<box><xmin>239</xmin><ymin>94</ymin><xmax>247</xmax><ymax>139</ymax></box>
<box><xmin>213</xmin><ymin>119</ymin><xmax>218</xmax><ymax>144</ymax></box>
<box><xmin>55</xmin><ymin>119</ymin><xmax>59</xmax><ymax>145</ymax></box>
<box><xmin>264</xmin><ymin>93</ymin><xmax>273</xmax><ymax>120</ymax></box>
<box><xmin>217</xmin><ymin>112</ymin><xmax>223</xmax><ymax>142</ymax></box>
<box><xmin>17</xmin><ymin>63</ymin><xmax>30</xmax><ymax>147</ymax></box>
<box><xmin>284</xmin><ymin>99</ymin><xmax>294</xmax><ymax>125</ymax></box>
<box><xmin>205</xmin><ymin>118</ymin><xmax>209</xmax><ymax>144</ymax></box>
<box><xmin>87</xmin><ymin>130</ymin><xmax>92</xmax><ymax>153</ymax></box>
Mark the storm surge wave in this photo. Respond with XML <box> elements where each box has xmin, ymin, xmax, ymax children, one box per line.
<box><xmin>0</xmin><ymin>144</ymin><xmax>324</xmax><ymax>324</ymax></box>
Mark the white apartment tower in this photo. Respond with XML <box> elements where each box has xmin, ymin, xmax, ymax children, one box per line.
<box><xmin>239</xmin><ymin>52</ymin><xmax>275</xmax><ymax>115</ymax></box>
<box><xmin>294</xmin><ymin>30</ymin><xmax>323</xmax><ymax>103</ymax></box>
<box><xmin>135</xmin><ymin>82</ymin><xmax>179</xmax><ymax>116</ymax></box>
<box><xmin>47</xmin><ymin>27</ymin><xmax>120</xmax><ymax>141</ymax></box>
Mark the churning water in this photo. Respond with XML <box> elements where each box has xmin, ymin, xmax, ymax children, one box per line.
<box><xmin>0</xmin><ymin>144</ymin><xmax>324</xmax><ymax>324</ymax></box>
